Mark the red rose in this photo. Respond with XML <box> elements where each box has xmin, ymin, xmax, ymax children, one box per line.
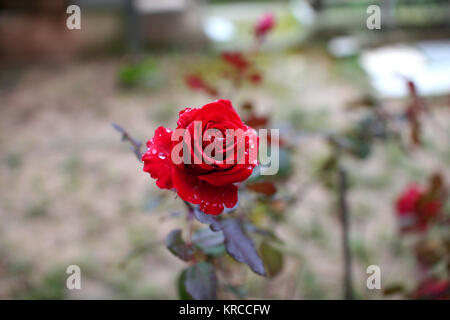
<box><xmin>395</xmin><ymin>184</ymin><xmax>442</xmax><ymax>232</ymax></box>
<box><xmin>142</xmin><ymin>99</ymin><xmax>258</xmax><ymax>215</ymax></box>
<box><xmin>396</xmin><ymin>184</ymin><xmax>421</xmax><ymax>216</ymax></box>
<box><xmin>254</xmin><ymin>13</ymin><xmax>275</xmax><ymax>38</ymax></box>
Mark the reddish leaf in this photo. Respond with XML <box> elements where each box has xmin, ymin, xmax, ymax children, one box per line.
<box><xmin>428</xmin><ymin>172</ymin><xmax>445</xmax><ymax>196</ymax></box>
<box><xmin>193</xmin><ymin>228</ymin><xmax>225</xmax><ymax>255</ymax></box>
<box><xmin>245</xmin><ymin>115</ymin><xmax>269</xmax><ymax>128</ymax></box>
<box><xmin>192</xmin><ymin>207</ymin><xmax>222</xmax><ymax>232</ymax></box>
<box><xmin>192</xmin><ymin>208</ymin><xmax>266</xmax><ymax>276</ymax></box>
<box><xmin>247</xmin><ymin>181</ymin><xmax>277</xmax><ymax>196</ymax></box>
<box><xmin>184</xmin><ymin>262</ymin><xmax>218</xmax><ymax>300</ymax></box>
<box><xmin>222</xmin><ymin>219</ymin><xmax>266</xmax><ymax>276</ymax></box>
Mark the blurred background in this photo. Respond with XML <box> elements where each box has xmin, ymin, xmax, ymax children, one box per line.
<box><xmin>0</xmin><ymin>0</ymin><xmax>449</xmax><ymax>299</ymax></box>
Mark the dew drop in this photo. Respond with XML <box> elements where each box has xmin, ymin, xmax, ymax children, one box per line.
<box><xmin>158</xmin><ymin>152</ymin><xmax>166</xmax><ymax>160</ymax></box>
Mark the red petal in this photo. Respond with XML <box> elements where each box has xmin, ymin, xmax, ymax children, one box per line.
<box><xmin>142</xmin><ymin>126</ymin><xmax>174</xmax><ymax>189</ymax></box>
<box><xmin>395</xmin><ymin>184</ymin><xmax>421</xmax><ymax>215</ymax></box>
<box><xmin>198</xmin><ymin>183</ymin><xmax>238</xmax><ymax>215</ymax></box>
<box><xmin>172</xmin><ymin>167</ymin><xmax>238</xmax><ymax>215</ymax></box>
<box><xmin>194</xmin><ymin>100</ymin><xmax>245</xmax><ymax>129</ymax></box>
<box><xmin>197</xmin><ymin>164</ymin><xmax>253</xmax><ymax>187</ymax></box>
<box><xmin>177</xmin><ymin>107</ymin><xmax>199</xmax><ymax>129</ymax></box>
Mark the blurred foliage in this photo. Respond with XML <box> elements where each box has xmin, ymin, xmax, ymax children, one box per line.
<box><xmin>118</xmin><ymin>58</ymin><xmax>162</xmax><ymax>88</ymax></box>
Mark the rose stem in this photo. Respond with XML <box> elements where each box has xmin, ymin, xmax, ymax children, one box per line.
<box><xmin>183</xmin><ymin>201</ymin><xmax>194</xmax><ymax>247</ymax></box>
<box><xmin>112</xmin><ymin>123</ymin><xmax>143</xmax><ymax>160</ymax></box>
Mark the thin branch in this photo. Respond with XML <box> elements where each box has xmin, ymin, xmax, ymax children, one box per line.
<box><xmin>112</xmin><ymin>123</ymin><xmax>143</xmax><ymax>160</ymax></box>
<box><xmin>186</xmin><ymin>202</ymin><xmax>194</xmax><ymax>247</ymax></box>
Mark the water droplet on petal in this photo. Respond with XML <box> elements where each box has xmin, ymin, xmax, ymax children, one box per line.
<box><xmin>158</xmin><ymin>152</ymin><xmax>166</xmax><ymax>160</ymax></box>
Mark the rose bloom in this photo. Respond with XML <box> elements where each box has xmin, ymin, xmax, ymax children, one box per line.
<box><xmin>395</xmin><ymin>184</ymin><xmax>442</xmax><ymax>232</ymax></box>
<box><xmin>142</xmin><ymin>99</ymin><xmax>258</xmax><ymax>215</ymax></box>
<box><xmin>254</xmin><ymin>13</ymin><xmax>275</xmax><ymax>38</ymax></box>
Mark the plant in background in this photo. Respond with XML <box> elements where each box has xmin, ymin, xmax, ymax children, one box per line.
<box><xmin>413</xmin><ymin>277</ymin><xmax>450</xmax><ymax>300</ymax></box>
<box><xmin>185</xmin><ymin>13</ymin><xmax>275</xmax><ymax>95</ymax></box>
<box><xmin>395</xmin><ymin>176</ymin><xmax>445</xmax><ymax>233</ymax></box>
<box><xmin>114</xmin><ymin>11</ymin><xmax>449</xmax><ymax>300</ymax></box>
<box><xmin>393</xmin><ymin>173</ymin><xmax>449</xmax><ymax>299</ymax></box>
<box><xmin>185</xmin><ymin>75</ymin><xmax>218</xmax><ymax>97</ymax></box>
<box><xmin>254</xmin><ymin>13</ymin><xmax>276</xmax><ymax>41</ymax></box>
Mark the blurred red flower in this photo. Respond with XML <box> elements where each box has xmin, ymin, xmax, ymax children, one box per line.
<box><xmin>249</xmin><ymin>72</ymin><xmax>262</xmax><ymax>84</ymax></box>
<box><xmin>254</xmin><ymin>13</ymin><xmax>275</xmax><ymax>39</ymax></box>
<box><xmin>221</xmin><ymin>52</ymin><xmax>250</xmax><ymax>72</ymax></box>
<box><xmin>396</xmin><ymin>184</ymin><xmax>422</xmax><ymax>215</ymax></box>
<box><xmin>185</xmin><ymin>74</ymin><xmax>218</xmax><ymax>97</ymax></box>
<box><xmin>413</xmin><ymin>278</ymin><xmax>450</xmax><ymax>299</ymax></box>
<box><xmin>395</xmin><ymin>184</ymin><xmax>442</xmax><ymax>232</ymax></box>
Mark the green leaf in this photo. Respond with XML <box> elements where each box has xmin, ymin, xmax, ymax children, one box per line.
<box><xmin>260</xmin><ymin>241</ymin><xmax>284</xmax><ymax>278</ymax></box>
<box><xmin>185</xmin><ymin>262</ymin><xmax>217</xmax><ymax>300</ymax></box>
<box><xmin>165</xmin><ymin>229</ymin><xmax>194</xmax><ymax>261</ymax></box>
<box><xmin>177</xmin><ymin>269</ymin><xmax>193</xmax><ymax>300</ymax></box>
<box><xmin>202</xmin><ymin>244</ymin><xmax>226</xmax><ymax>256</ymax></box>
<box><xmin>118</xmin><ymin>59</ymin><xmax>160</xmax><ymax>88</ymax></box>
<box><xmin>347</xmin><ymin>137</ymin><xmax>371</xmax><ymax>159</ymax></box>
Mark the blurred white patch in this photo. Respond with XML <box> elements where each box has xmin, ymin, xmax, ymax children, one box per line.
<box><xmin>203</xmin><ymin>16</ymin><xmax>235</xmax><ymax>42</ymax></box>
<box><xmin>328</xmin><ymin>36</ymin><xmax>360</xmax><ymax>58</ymax></box>
<box><xmin>417</xmin><ymin>41</ymin><xmax>450</xmax><ymax>62</ymax></box>
<box><xmin>360</xmin><ymin>42</ymin><xmax>450</xmax><ymax>98</ymax></box>
<box><xmin>291</xmin><ymin>0</ymin><xmax>316</xmax><ymax>26</ymax></box>
<box><xmin>136</xmin><ymin>0</ymin><xmax>187</xmax><ymax>13</ymax></box>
